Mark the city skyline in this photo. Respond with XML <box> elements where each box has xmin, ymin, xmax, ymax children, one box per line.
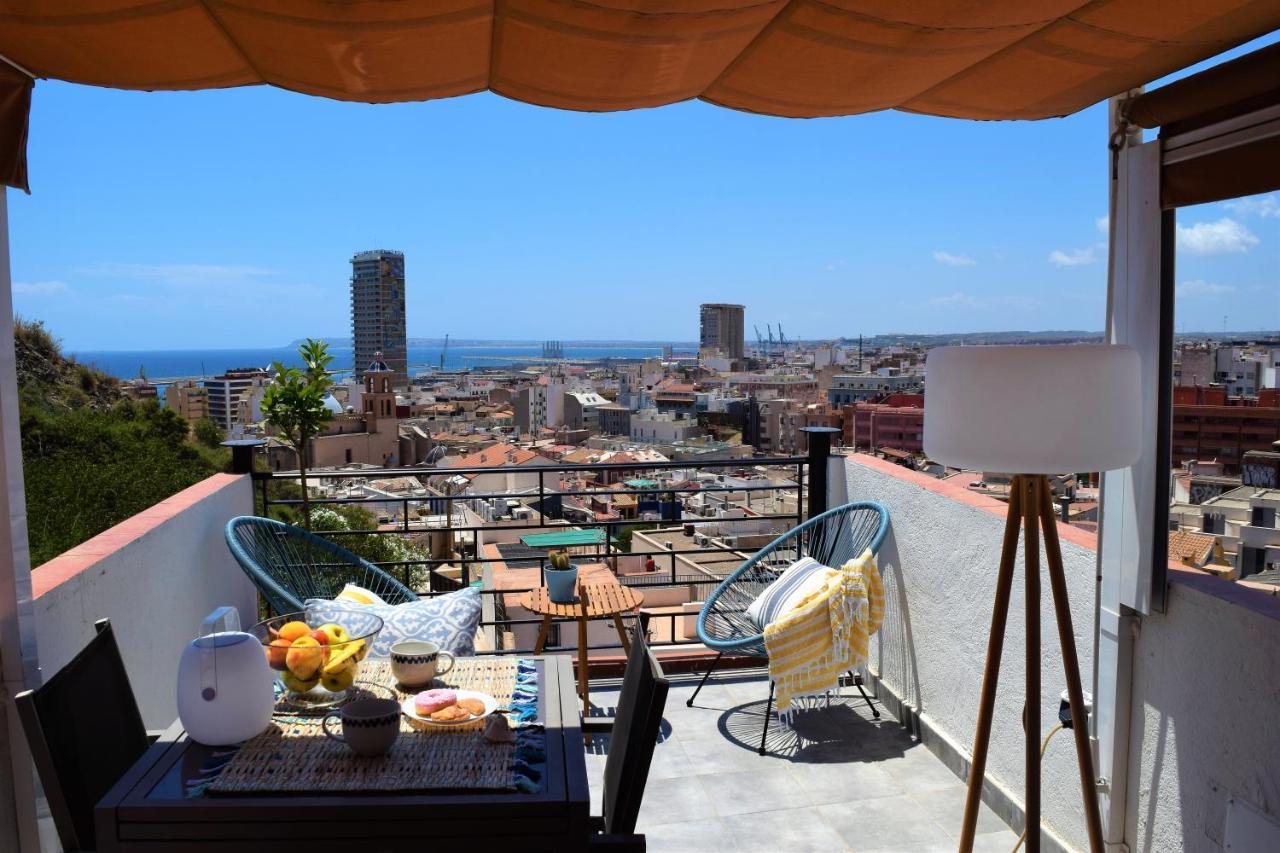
<box><xmin>8</xmin><ymin>37</ymin><xmax>1278</xmax><ymax>351</ymax></box>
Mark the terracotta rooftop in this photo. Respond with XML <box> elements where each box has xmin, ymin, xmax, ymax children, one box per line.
<box><xmin>450</xmin><ymin>444</ymin><xmax>540</xmax><ymax>473</ymax></box>
<box><xmin>1169</xmin><ymin>530</ymin><xmax>1217</xmax><ymax>567</ymax></box>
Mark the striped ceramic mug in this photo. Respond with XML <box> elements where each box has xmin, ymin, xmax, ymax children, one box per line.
<box><xmin>321</xmin><ymin>698</ymin><xmax>400</xmax><ymax>756</ymax></box>
<box><xmin>389</xmin><ymin>640</ymin><xmax>455</xmax><ymax>688</ymax></box>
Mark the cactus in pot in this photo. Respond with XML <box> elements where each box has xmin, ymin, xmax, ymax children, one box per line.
<box><xmin>545</xmin><ymin>549</ymin><xmax>579</xmax><ymax>603</ymax></box>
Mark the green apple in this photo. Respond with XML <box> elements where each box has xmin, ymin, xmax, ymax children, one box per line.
<box><xmin>281</xmin><ymin>671</ymin><xmax>320</xmax><ymax>693</ymax></box>
<box><xmin>320</xmin><ymin>667</ymin><xmax>356</xmax><ymax>692</ymax></box>
<box><xmin>316</xmin><ymin>623</ymin><xmax>351</xmax><ymax>645</ymax></box>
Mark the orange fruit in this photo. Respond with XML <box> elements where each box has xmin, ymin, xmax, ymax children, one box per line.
<box><xmin>278</xmin><ymin>621</ymin><xmax>311</xmax><ymax>642</ymax></box>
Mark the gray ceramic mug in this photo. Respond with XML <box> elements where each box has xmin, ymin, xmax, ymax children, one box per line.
<box><xmin>389</xmin><ymin>640</ymin><xmax>455</xmax><ymax>688</ymax></box>
<box><xmin>321</xmin><ymin>697</ymin><xmax>400</xmax><ymax>757</ymax></box>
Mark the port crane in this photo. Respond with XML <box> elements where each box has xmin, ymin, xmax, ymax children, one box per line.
<box><xmin>439</xmin><ymin>334</ymin><xmax>449</xmax><ymax>370</ymax></box>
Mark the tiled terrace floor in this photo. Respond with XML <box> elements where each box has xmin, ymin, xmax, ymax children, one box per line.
<box><xmin>585</xmin><ymin>670</ymin><xmax>1019</xmax><ymax>853</ymax></box>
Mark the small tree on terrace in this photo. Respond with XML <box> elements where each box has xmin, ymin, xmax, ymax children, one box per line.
<box><xmin>261</xmin><ymin>339</ymin><xmax>333</xmax><ymax>528</ymax></box>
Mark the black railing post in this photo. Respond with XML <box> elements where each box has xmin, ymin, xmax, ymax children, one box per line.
<box><xmin>801</xmin><ymin>426</ymin><xmax>839</xmax><ymax>520</ymax></box>
<box><xmin>223</xmin><ymin>438</ymin><xmax>265</xmax><ymax>475</ymax></box>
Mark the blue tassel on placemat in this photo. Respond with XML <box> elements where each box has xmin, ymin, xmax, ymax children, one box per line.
<box><xmin>184</xmin><ymin>748</ymin><xmax>239</xmax><ymax>798</ymax></box>
<box><xmin>508</xmin><ymin>659</ymin><xmax>547</xmax><ymax>793</ymax></box>
<box><xmin>515</xmin><ymin>730</ymin><xmax>546</xmax><ymax>763</ymax></box>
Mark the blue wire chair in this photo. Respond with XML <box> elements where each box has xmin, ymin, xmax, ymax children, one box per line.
<box><xmin>694</xmin><ymin>501</ymin><xmax>890</xmax><ymax>753</ymax></box>
<box><xmin>225</xmin><ymin>516</ymin><xmax>419</xmax><ymax>615</ymax></box>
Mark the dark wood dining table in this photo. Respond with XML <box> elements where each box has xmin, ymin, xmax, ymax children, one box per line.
<box><xmin>95</xmin><ymin>655</ymin><xmax>590</xmax><ymax>852</ymax></box>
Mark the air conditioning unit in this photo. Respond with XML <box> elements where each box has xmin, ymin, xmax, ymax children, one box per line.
<box><xmin>694</xmin><ymin>533</ymin><xmax>710</xmax><ymax>547</ymax></box>
<box><xmin>721</xmin><ymin>535</ymin><xmax>738</xmax><ymax>548</ymax></box>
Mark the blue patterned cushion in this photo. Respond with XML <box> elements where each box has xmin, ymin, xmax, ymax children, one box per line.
<box><xmin>305</xmin><ymin>586</ymin><xmax>482</xmax><ymax>659</ymax></box>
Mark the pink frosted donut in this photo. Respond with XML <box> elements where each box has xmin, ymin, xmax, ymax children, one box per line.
<box><xmin>414</xmin><ymin>689</ymin><xmax>457</xmax><ymax>715</ymax></box>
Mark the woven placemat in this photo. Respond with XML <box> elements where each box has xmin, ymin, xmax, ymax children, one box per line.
<box><xmin>203</xmin><ymin>658</ymin><xmax>544</xmax><ymax>795</ymax></box>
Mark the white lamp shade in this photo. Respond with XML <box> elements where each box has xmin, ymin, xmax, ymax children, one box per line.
<box><xmin>924</xmin><ymin>344</ymin><xmax>1142</xmax><ymax>474</ymax></box>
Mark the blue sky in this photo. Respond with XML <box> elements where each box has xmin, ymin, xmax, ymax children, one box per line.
<box><xmin>8</xmin><ymin>36</ymin><xmax>1278</xmax><ymax>351</ymax></box>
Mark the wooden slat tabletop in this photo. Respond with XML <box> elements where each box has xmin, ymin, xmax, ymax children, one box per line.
<box><xmin>521</xmin><ymin>582</ymin><xmax>643</xmax><ymax>618</ymax></box>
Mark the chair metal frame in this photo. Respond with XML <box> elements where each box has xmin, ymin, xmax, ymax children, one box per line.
<box><xmin>693</xmin><ymin>501</ymin><xmax>889</xmax><ymax>754</ymax></box>
<box><xmin>224</xmin><ymin>515</ymin><xmax>419</xmax><ymax>614</ymax></box>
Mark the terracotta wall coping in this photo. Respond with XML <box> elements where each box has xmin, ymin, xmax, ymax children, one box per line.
<box><xmin>32</xmin><ymin>473</ymin><xmax>247</xmax><ymax>599</ymax></box>
<box><xmin>846</xmin><ymin>453</ymin><xmax>1100</xmax><ymax>550</ymax></box>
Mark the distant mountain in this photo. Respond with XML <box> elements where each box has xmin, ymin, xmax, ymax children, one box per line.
<box><xmin>833</xmin><ymin>331</ymin><xmax>1105</xmax><ymax>347</ymax></box>
<box><xmin>288</xmin><ymin>337</ymin><xmax>697</xmax><ymax>349</ymax></box>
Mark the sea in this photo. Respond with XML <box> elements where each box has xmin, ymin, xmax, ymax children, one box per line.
<box><xmin>71</xmin><ymin>344</ymin><xmax>668</xmax><ymax>385</ymax></box>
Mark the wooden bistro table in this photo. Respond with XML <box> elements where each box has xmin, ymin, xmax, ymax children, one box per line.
<box><xmin>521</xmin><ymin>582</ymin><xmax>644</xmax><ymax>718</ymax></box>
<box><xmin>94</xmin><ymin>656</ymin><xmax>590</xmax><ymax>853</ymax></box>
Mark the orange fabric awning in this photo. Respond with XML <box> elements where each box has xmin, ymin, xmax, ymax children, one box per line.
<box><xmin>1</xmin><ymin>2</ymin><xmax>1279</xmax><ymax>190</ymax></box>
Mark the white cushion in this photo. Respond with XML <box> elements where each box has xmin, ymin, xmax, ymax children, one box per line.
<box><xmin>305</xmin><ymin>586</ymin><xmax>481</xmax><ymax>658</ymax></box>
<box><xmin>745</xmin><ymin>557</ymin><xmax>834</xmax><ymax>630</ymax></box>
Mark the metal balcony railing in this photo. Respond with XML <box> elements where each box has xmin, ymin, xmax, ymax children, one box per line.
<box><xmin>250</xmin><ymin>443</ymin><xmax>834</xmax><ymax>663</ymax></box>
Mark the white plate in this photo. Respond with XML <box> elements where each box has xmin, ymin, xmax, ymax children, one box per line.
<box><xmin>400</xmin><ymin>689</ymin><xmax>498</xmax><ymax>728</ymax></box>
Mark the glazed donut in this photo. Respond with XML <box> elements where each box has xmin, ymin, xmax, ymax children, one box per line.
<box><xmin>414</xmin><ymin>688</ymin><xmax>457</xmax><ymax>715</ymax></box>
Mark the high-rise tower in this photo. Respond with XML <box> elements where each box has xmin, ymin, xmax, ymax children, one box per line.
<box><xmin>350</xmin><ymin>249</ymin><xmax>408</xmax><ymax>388</ymax></box>
<box><xmin>699</xmin><ymin>303</ymin><xmax>745</xmax><ymax>359</ymax></box>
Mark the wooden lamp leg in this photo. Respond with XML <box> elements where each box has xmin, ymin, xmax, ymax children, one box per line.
<box><xmin>1024</xmin><ymin>476</ymin><xmax>1043</xmax><ymax>851</ymax></box>
<box><xmin>1039</xmin><ymin>484</ymin><xmax>1106</xmax><ymax>852</ymax></box>
<box><xmin>959</xmin><ymin>477</ymin><xmax>1023</xmax><ymax>852</ymax></box>
<box><xmin>961</xmin><ymin>475</ymin><xmax>1104</xmax><ymax>853</ymax></box>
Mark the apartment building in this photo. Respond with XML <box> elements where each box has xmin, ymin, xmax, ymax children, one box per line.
<box><xmin>842</xmin><ymin>394</ymin><xmax>925</xmax><ymax>452</ymax></box>
<box><xmin>630</xmin><ymin>409</ymin><xmax>702</xmax><ymax>444</ymax></box>
<box><xmin>777</xmin><ymin>404</ymin><xmax>842</xmax><ymax>454</ymax></box>
<box><xmin>1237</xmin><ymin>489</ymin><xmax>1280</xmax><ymax>579</ymax></box>
<box><xmin>827</xmin><ymin>372</ymin><xmax>922</xmax><ymax>406</ymax></box>
<box><xmin>1172</xmin><ymin>386</ymin><xmax>1280</xmax><ymax>474</ymax></box>
<box><xmin>727</xmin><ymin>373</ymin><xmax>819</xmax><ymax>402</ymax></box>
<box><xmin>164</xmin><ymin>379</ymin><xmax>209</xmax><ymax>422</ymax></box>
<box><xmin>698</xmin><ymin>303</ymin><xmax>745</xmax><ymax>359</ymax></box>
<box><xmin>596</xmin><ymin>403</ymin><xmax>632</xmax><ymax>437</ymax></box>
<box><xmin>204</xmin><ymin>367</ymin><xmax>270</xmax><ymax>434</ymax></box>
<box><xmin>514</xmin><ymin>376</ymin><xmax>566</xmax><ymax>434</ymax></box>
<box><xmin>350</xmin><ymin>249</ymin><xmax>408</xmax><ymax>388</ymax></box>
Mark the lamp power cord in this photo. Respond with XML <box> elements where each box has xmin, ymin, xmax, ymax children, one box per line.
<box><xmin>1010</xmin><ymin>723</ymin><xmax>1065</xmax><ymax>853</ymax></box>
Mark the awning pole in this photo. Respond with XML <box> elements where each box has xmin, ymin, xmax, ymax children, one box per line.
<box><xmin>0</xmin><ymin>53</ymin><xmax>34</xmax><ymax>80</ymax></box>
<box><xmin>0</xmin><ymin>188</ymin><xmax>41</xmax><ymax>851</ymax></box>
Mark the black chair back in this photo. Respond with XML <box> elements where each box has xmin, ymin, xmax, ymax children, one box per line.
<box><xmin>601</xmin><ymin>628</ymin><xmax>669</xmax><ymax>836</ymax></box>
<box><xmin>16</xmin><ymin>619</ymin><xmax>150</xmax><ymax>851</ymax></box>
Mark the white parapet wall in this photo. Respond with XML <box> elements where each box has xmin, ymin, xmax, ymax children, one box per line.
<box><xmin>846</xmin><ymin>453</ymin><xmax>1280</xmax><ymax>853</ymax></box>
<box><xmin>1129</xmin><ymin>569</ymin><xmax>1280</xmax><ymax>853</ymax></box>
<box><xmin>32</xmin><ymin>473</ymin><xmax>258</xmax><ymax>729</ymax></box>
<box><xmin>845</xmin><ymin>454</ymin><xmax>1098</xmax><ymax>851</ymax></box>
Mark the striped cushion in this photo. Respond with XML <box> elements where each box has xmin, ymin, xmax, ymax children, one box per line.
<box><xmin>745</xmin><ymin>557</ymin><xmax>835</xmax><ymax>630</ymax></box>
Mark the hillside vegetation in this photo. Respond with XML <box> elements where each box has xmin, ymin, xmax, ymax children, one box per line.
<box><xmin>17</xmin><ymin>319</ymin><xmax>228</xmax><ymax>566</ymax></box>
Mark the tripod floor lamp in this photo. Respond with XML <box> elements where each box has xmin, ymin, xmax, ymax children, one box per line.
<box><xmin>924</xmin><ymin>344</ymin><xmax>1141</xmax><ymax>853</ymax></box>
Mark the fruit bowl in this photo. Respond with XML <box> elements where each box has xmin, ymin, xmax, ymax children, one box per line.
<box><xmin>250</xmin><ymin>610</ymin><xmax>383</xmax><ymax>709</ymax></box>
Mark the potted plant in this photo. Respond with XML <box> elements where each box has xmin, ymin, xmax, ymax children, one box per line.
<box><xmin>545</xmin><ymin>549</ymin><xmax>578</xmax><ymax>603</ymax></box>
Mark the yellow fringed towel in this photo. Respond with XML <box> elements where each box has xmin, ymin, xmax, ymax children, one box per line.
<box><xmin>763</xmin><ymin>547</ymin><xmax>884</xmax><ymax>722</ymax></box>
